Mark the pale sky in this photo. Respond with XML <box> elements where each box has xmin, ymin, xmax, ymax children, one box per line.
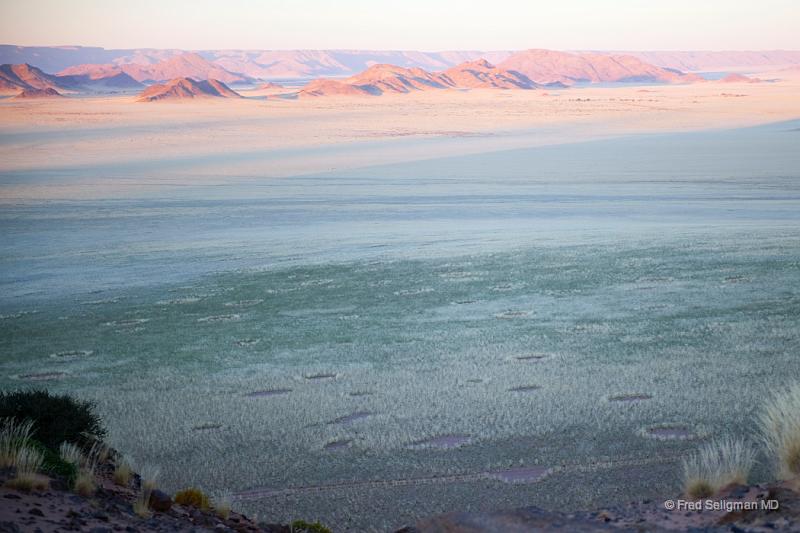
<box><xmin>1</xmin><ymin>0</ymin><xmax>797</xmax><ymax>50</ymax></box>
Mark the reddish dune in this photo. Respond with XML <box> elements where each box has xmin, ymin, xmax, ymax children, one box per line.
<box><xmin>136</xmin><ymin>77</ymin><xmax>242</xmax><ymax>102</ymax></box>
<box><xmin>298</xmin><ymin>79</ymin><xmax>374</xmax><ymax>97</ymax></box>
<box><xmin>61</xmin><ymin>53</ymin><xmax>250</xmax><ymax>84</ymax></box>
<box><xmin>440</xmin><ymin>59</ymin><xmax>537</xmax><ymax>89</ymax></box>
<box><xmin>0</xmin><ymin>63</ymin><xmax>64</xmax><ymax>94</ymax></box>
<box><xmin>498</xmin><ymin>49</ymin><xmax>701</xmax><ymax>85</ymax></box>
<box><xmin>12</xmin><ymin>87</ymin><xmax>63</xmax><ymax>99</ymax></box>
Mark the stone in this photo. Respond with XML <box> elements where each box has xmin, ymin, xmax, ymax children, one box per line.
<box><xmin>148</xmin><ymin>489</ymin><xmax>173</xmax><ymax>512</ymax></box>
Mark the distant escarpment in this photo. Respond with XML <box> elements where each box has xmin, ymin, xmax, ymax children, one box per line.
<box><xmin>497</xmin><ymin>49</ymin><xmax>702</xmax><ymax>85</ymax></box>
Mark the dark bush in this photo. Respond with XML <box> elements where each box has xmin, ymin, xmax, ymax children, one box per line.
<box><xmin>28</xmin><ymin>439</ymin><xmax>78</xmax><ymax>485</ymax></box>
<box><xmin>290</xmin><ymin>520</ymin><xmax>332</xmax><ymax>533</ymax></box>
<box><xmin>0</xmin><ymin>389</ymin><xmax>105</xmax><ymax>451</ymax></box>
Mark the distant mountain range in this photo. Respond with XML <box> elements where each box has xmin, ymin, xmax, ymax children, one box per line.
<box><xmin>296</xmin><ymin>52</ymin><xmax>700</xmax><ymax>97</ymax></box>
<box><xmin>2</xmin><ymin>45</ymin><xmax>798</xmax><ymax>81</ymax></box>
<box><xmin>60</xmin><ymin>53</ymin><xmax>252</xmax><ymax>84</ymax></box>
<box><xmin>0</xmin><ymin>46</ymin><xmax>787</xmax><ymax>100</ymax></box>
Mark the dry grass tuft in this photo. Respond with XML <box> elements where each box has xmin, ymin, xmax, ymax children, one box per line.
<box><xmin>682</xmin><ymin>436</ymin><xmax>756</xmax><ymax>499</ymax></box>
<box><xmin>59</xmin><ymin>441</ymin><xmax>83</xmax><ymax>466</ymax></box>
<box><xmin>113</xmin><ymin>456</ymin><xmax>133</xmax><ymax>486</ymax></box>
<box><xmin>4</xmin><ymin>445</ymin><xmax>49</xmax><ymax>492</ymax></box>
<box><xmin>74</xmin><ymin>467</ymin><xmax>96</xmax><ymax>496</ymax></box>
<box><xmin>138</xmin><ymin>463</ymin><xmax>160</xmax><ymax>492</ymax></box>
<box><xmin>213</xmin><ymin>490</ymin><xmax>233</xmax><ymax>519</ymax></box>
<box><xmin>175</xmin><ymin>487</ymin><xmax>210</xmax><ymax>510</ymax></box>
<box><xmin>758</xmin><ymin>382</ymin><xmax>800</xmax><ymax>480</ymax></box>
<box><xmin>0</xmin><ymin>418</ymin><xmax>34</xmax><ymax>468</ymax></box>
<box><xmin>133</xmin><ymin>486</ymin><xmax>152</xmax><ymax>518</ymax></box>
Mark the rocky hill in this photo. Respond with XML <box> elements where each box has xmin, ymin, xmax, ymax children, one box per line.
<box><xmin>136</xmin><ymin>77</ymin><xmax>242</xmax><ymax>101</ymax></box>
<box><xmin>440</xmin><ymin>59</ymin><xmax>538</xmax><ymax>89</ymax></box>
<box><xmin>498</xmin><ymin>49</ymin><xmax>701</xmax><ymax>85</ymax></box>
<box><xmin>0</xmin><ymin>63</ymin><xmax>65</xmax><ymax>95</ymax></box>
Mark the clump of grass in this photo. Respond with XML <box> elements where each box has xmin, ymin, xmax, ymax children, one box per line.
<box><xmin>4</xmin><ymin>446</ymin><xmax>49</xmax><ymax>492</ymax></box>
<box><xmin>133</xmin><ymin>486</ymin><xmax>152</xmax><ymax>518</ymax></box>
<box><xmin>290</xmin><ymin>520</ymin><xmax>332</xmax><ymax>533</ymax></box>
<box><xmin>758</xmin><ymin>383</ymin><xmax>800</xmax><ymax>480</ymax></box>
<box><xmin>59</xmin><ymin>441</ymin><xmax>83</xmax><ymax>466</ymax></box>
<box><xmin>212</xmin><ymin>490</ymin><xmax>233</xmax><ymax>520</ymax></box>
<box><xmin>85</xmin><ymin>438</ymin><xmax>110</xmax><ymax>465</ymax></box>
<box><xmin>175</xmin><ymin>487</ymin><xmax>210</xmax><ymax>510</ymax></box>
<box><xmin>0</xmin><ymin>389</ymin><xmax>105</xmax><ymax>451</ymax></box>
<box><xmin>682</xmin><ymin>437</ymin><xmax>756</xmax><ymax>498</ymax></box>
<box><xmin>73</xmin><ymin>466</ymin><xmax>96</xmax><ymax>496</ymax></box>
<box><xmin>113</xmin><ymin>456</ymin><xmax>133</xmax><ymax>486</ymax></box>
<box><xmin>138</xmin><ymin>463</ymin><xmax>160</xmax><ymax>492</ymax></box>
<box><xmin>129</xmin><ymin>460</ymin><xmax>159</xmax><ymax>517</ymax></box>
<box><xmin>0</xmin><ymin>418</ymin><xmax>34</xmax><ymax>468</ymax></box>
<box><xmin>59</xmin><ymin>441</ymin><xmax>95</xmax><ymax>494</ymax></box>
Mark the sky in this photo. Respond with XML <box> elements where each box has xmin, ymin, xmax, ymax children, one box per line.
<box><xmin>0</xmin><ymin>0</ymin><xmax>798</xmax><ymax>51</ymax></box>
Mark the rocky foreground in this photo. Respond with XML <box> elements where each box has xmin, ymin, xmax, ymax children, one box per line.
<box><xmin>3</xmin><ymin>460</ymin><xmax>799</xmax><ymax>533</ymax></box>
<box><xmin>0</xmin><ymin>458</ymin><xmax>298</xmax><ymax>533</ymax></box>
<box><xmin>399</xmin><ymin>480</ymin><xmax>800</xmax><ymax>532</ymax></box>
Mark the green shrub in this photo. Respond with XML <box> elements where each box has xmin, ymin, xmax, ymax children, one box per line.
<box><xmin>175</xmin><ymin>487</ymin><xmax>210</xmax><ymax>510</ymax></box>
<box><xmin>29</xmin><ymin>439</ymin><xmax>77</xmax><ymax>485</ymax></box>
<box><xmin>291</xmin><ymin>520</ymin><xmax>332</xmax><ymax>533</ymax></box>
<box><xmin>0</xmin><ymin>389</ymin><xmax>105</xmax><ymax>451</ymax></box>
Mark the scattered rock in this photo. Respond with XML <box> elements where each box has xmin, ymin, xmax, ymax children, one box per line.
<box><xmin>148</xmin><ymin>489</ymin><xmax>172</xmax><ymax>512</ymax></box>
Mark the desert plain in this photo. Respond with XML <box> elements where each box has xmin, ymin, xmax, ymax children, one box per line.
<box><xmin>2</xmin><ymin>69</ymin><xmax>799</xmax><ymax>201</ymax></box>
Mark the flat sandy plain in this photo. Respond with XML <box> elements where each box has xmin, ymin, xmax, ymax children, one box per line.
<box><xmin>1</xmin><ymin>70</ymin><xmax>799</xmax><ymax>202</ymax></box>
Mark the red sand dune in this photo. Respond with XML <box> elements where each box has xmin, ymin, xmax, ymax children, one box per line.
<box><xmin>498</xmin><ymin>49</ymin><xmax>701</xmax><ymax>85</ymax></box>
<box><xmin>61</xmin><ymin>53</ymin><xmax>250</xmax><ymax>84</ymax></box>
<box><xmin>136</xmin><ymin>77</ymin><xmax>242</xmax><ymax>102</ymax></box>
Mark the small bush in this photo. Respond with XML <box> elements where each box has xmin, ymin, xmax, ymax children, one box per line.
<box><xmin>0</xmin><ymin>389</ymin><xmax>105</xmax><ymax>451</ymax></box>
<box><xmin>758</xmin><ymin>383</ymin><xmax>800</xmax><ymax>479</ymax></box>
<box><xmin>175</xmin><ymin>487</ymin><xmax>210</xmax><ymax>510</ymax></box>
<box><xmin>291</xmin><ymin>520</ymin><xmax>332</xmax><ymax>533</ymax></box>
<box><xmin>682</xmin><ymin>437</ymin><xmax>756</xmax><ymax>498</ymax></box>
